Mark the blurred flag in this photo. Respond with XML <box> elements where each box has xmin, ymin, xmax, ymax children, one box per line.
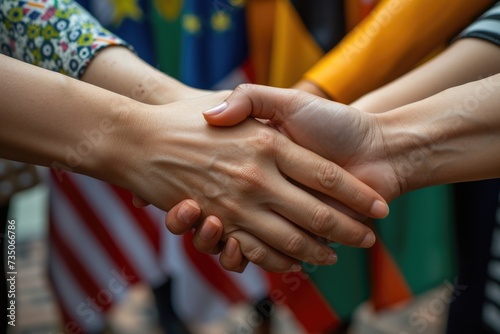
<box><xmin>248</xmin><ymin>1</ymin><xmax>457</xmax><ymax>332</ymax></box>
<box><xmin>48</xmin><ymin>0</ymin><xmax>458</xmax><ymax>333</ymax></box>
<box><xmin>148</xmin><ymin>0</ymin><xmax>270</xmax><ymax>326</ymax></box>
<box><xmin>47</xmin><ymin>1</ymin><xmax>168</xmax><ymax>332</ymax></box>
<box><xmin>48</xmin><ymin>171</ymin><xmax>167</xmax><ymax>332</ymax></box>
<box><xmin>49</xmin><ymin>0</ymin><xmax>267</xmax><ymax>332</ymax></box>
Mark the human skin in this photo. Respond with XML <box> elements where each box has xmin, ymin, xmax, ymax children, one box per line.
<box><xmin>79</xmin><ymin>46</ymin><xmax>210</xmax><ymax>209</ymax></box>
<box><xmin>168</xmin><ymin>36</ymin><xmax>500</xmax><ymax>271</ymax></box>
<box><xmin>210</xmin><ymin>77</ymin><xmax>500</xmax><ymax>198</ymax></box>
<box><xmin>168</xmin><ymin>73</ymin><xmax>500</xmax><ymax>271</ymax></box>
<box><xmin>80</xmin><ymin>47</ymin><xmax>210</xmax><ymax>106</ymax></box>
<box><xmin>351</xmin><ymin>38</ymin><xmax>500</xmax><ymax>113</ymax></box>
<box><xmin>301</xmin><ymin>0</ymin><xmax>493</xmax><ymax>103</ymax></box>
<box><xmin>0</xmin><ymin>54</ymin><xmax>391</xmax><ymax>272</ymax></box>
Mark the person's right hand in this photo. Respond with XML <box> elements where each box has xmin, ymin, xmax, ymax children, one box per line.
<box><xmin>204</xmin><ymin>86</ymin><xmax>401</xmax><ymax>200</ymax></box>
<box><xmin>107</xmin><ymin>91</ymin><xmax>388</xmax><ymax>273</ymax></box>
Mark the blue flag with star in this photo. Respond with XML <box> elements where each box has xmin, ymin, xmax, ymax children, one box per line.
<box><xmin>76</xmin><ymin>0</ymin><xmax>156</xmax><ymax>65</ymax></box>
<box><xmin>175</xmin><ymin>0</ymin><xmax>248</xmax><ymax>88</ymax></box>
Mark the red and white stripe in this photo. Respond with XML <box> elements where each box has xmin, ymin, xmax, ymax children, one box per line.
<box><xmin>48</xmin><ymin>167</ymin><xmax>269</xmax><ymax>331</ymax></box>
<box><xmin>47</xmin><ymin>60</ymin><xmax>340</xmax><ymax>333</ymax></box>
<box><xmin>48</xmin><ymin>171</ymin><xmax>166</xmax><ymax>331</ymax></box>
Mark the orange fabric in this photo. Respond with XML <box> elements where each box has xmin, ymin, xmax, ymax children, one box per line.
<box><xmin>246</xmin><ymin>0</ymin><xmax>276</xmax><ymax>85</ymax></box>
<box><xmin>267</xmin><ymin>0</ymin><xmax>323</xmax><ymax>87</ymax></box>
<box><xmin>247</xmin><ymin>0</ymin><xmax>323</xmax><ymax>88</ymax></box>
<box><xmin>305</xmin><ymin>0</ymin><xmax>493</xmax><ymax>103</ymax></box>
<box><xmin>370</xmin><ymin>239</ymin><xmax>413</xmax><ymax>310</ymax></box>
<box><xmin>267</xmin><ymin>271</ymin><xmax>341</xmax><ymax>333</ymax></box>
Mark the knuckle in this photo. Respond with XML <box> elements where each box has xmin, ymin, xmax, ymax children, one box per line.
<box><xmin>310</xmin><ymin>205</ymin><xmax>334</xmax><ymax>234</ymax></box>
<box><xmin>165</xmin><ymin>216</ymin><xmax>184</xmax><ymax>235</ymax></box>
<box><xmin>234</xmin><ymin>83</ymin><xmax>251</xmax><ymax>93</ymax></box>
<box><xmin>231</xmin><ymin>163</ymin><xmax>267</xmax><ymax>192</ymax></box>
<box><xmin>274</xmin><ymin>260</ymin><xmax>296</xmax><ymax>273</ymax></box>
<box><xmin>248</xmin><ymin>127</ymin><xmax>279</xmax><ymax>154</ymax></box>
<box><xmin>220</xmin><ymin>257</ymin><xmax>243</xmax><ymax>273</ymax></box>
<box><xmin>351</xmin><ymin>188</ymin><xmax>369</xmax><ymax>210</ymax></box>
<box><xmin>234</xmin><ymin>83</ymin><xmax>252</xmax><ymax>95</ymax></box>
<box><xmin>245</xmin><ymin>245</ymin><xmax>268</xmax><ymax>265</ymax></box>
<box><xmin>283</xmin><ymin>233</ymin><xmax>307</xmax><ymax>255</ymax></box>
<box><xmin>193</xmin><ymin>237</ymin><xmax>211</xmax><ymax>254</ymax></box>
<box><xmin>318</xmin><ymin>161</ymin><xmax>342</xmax><ymax>190</ymax></box>
<box><xmin>219</xmin><ymin>197</ymin><xmax>244</xmax><ymax>217</ymax></box>
<box><xmin>333</xmin><ymin>225</ymin><xmax>367</xmax><ymax>246</ymax></box>
<box><xmin>312</xmin><ymin>243</ymin><xmax>334</xmax><ymax>263</ymax></box>
<box><xmin>347</xmin><ymin>228</ymin><xmax>368</xmax><ymax>246</ymax></box>
<box><xmin>286</xmin><ymin>88</ymin><xmax>307</xmax><ymax>103</ymax></box>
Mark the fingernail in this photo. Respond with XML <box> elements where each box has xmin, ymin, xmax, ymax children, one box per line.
<box><xmin>288</xmin><ymin>264</ymin><xmax>302</xmax><ymax>272</ymax></box>
<box><xmin>200</xmin><ymin>223</ymin><xmax>218</xmax><ymax>241</ymax></box>
<box><xmin>370</xmin><ymin>200</ymin><xmax>389</xmax><ymax>218</ymax></box>
<box><xmin>178</xmin><ymin>201</ymin><xmax>199</xmax><ymax>225</ymax></box>
<box><xmin>225</xmin><ymin>238</ymin><xmax>238</xmax><ymax>257</ymax></box>
<box><xmin>203</xmin><ymin>101</ymin><xmax>228</xmax><ymax>116</ymax></box>
<box><xmin>326</xmin><ymin>253</ymin><xmax>338</xmax><ymax>265</ymax></box>
<box><xmin>361</xmin><ymin>232</ymin><xmax>376</xmax><ymax>248</ymax></box>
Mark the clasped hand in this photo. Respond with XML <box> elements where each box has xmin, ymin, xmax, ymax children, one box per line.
<box><xmin>132</xmin><ymin>88</ymin><xmax>395</xmax><ymax>273</ymax></box>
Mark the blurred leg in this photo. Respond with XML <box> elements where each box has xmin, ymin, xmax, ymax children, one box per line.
<box><xmin>152</xmin><ymin>278</ymin><xmax>191</xmax><ymax>334</ymax></box>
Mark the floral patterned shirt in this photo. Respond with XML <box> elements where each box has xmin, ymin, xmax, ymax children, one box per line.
<box><xmin>0</xmin><ymin>0</ymin><xmax>131</xmax><ymax>78</ymax></box>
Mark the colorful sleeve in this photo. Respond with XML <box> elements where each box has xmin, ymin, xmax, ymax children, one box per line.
<box><xmin>303</xmin><ymin>0</ymin><xmax>494</xmax><ymax>103</ymax></box>
<box><xmin>0</xmin><ymin>0</ymin><xmax>133</xmax><ymax>78</ymax></box>
<box><xmin>457</xmin><ymin>2</ymin><xmax>500</xmax><ymax>47</ymax></box>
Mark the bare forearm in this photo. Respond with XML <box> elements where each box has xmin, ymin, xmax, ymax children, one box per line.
<box><xmin>380</xmin><ymin>74</ymin><xmax>500</xmax><ymax>191</ymax></box>
<box><xmin>353</xmin><ymin>39</ymin><xmax>500</xmax><ymax>113</ymax></box>
<box><xmin>0</xmin><ymin>54</ymin><xmax>134</xmax><ymax>181</ymax></box>
<box><xmin>81</xmin><ymin>47</ymin><xmax>205</xmax><ymax>105</ymax></box>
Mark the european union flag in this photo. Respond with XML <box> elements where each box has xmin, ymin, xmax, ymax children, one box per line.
<box><xmin>178</xmin><ymin>0</ymin><xmax>248</xmax><ymax>88</ymax></box>
<box><xmin>76</xmin><ymin>0</ymin><xmax>156</xmax><ymax>65</ymax></box>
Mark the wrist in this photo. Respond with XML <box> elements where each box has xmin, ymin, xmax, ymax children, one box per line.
<box><xmin>146</xmin><ymin>79</ymin><xmax>209</xmax><ymax>105</ymax></box>
<box><xmin>377</xmin><ymin>85</ymin><xmax>493</xmax><ymax>192</ymax></box>
<box><xmin>142</xmin><ymin>75</ymin><xmax>189</xmax><ymax>105</ymax></box>
<box><xmin>82</xmin><ymin>97</ymin><xmax>146</xmax><ymax>189</ymax></box>
<box><xmin>81</xmin><ymin>46</ymin><xmax>205</xmax><ymax>106</ymax></box>
<box><xmin>376</xmin><ymin>104</ymin><xmax>435</xmax><ymax>194</ymax></box>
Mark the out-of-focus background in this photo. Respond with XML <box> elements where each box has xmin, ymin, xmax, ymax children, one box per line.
<box><xmin>8</xmin><ymin>175</ymin><xmax>305</xmax><ymax>333</ymax></box>
<box><xmin>6</xmin><ymin>173</ymin><xmax>451</xmax><ymax>334</ymax></box>
<box><xmin>3</xmin><ymin>0</ymin><xmax>500</xmax><ymax>333</ymax></box>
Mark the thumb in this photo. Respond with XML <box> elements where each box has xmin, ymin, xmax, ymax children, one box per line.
<box><xmin>203</xmin><ymin>84</ymin><xmax>301</xmax><ymax>126</ymax></box>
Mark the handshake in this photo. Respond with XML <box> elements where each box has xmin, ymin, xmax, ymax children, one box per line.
<box><xmin>3</xmin><ymin>53</ymin><xmax>499</xmax><ymax>274</ymax></box>
<box><xmin>129</xmin><ymin>79</ymin><xmax>500</xmax><ymax>274</ymax></box>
